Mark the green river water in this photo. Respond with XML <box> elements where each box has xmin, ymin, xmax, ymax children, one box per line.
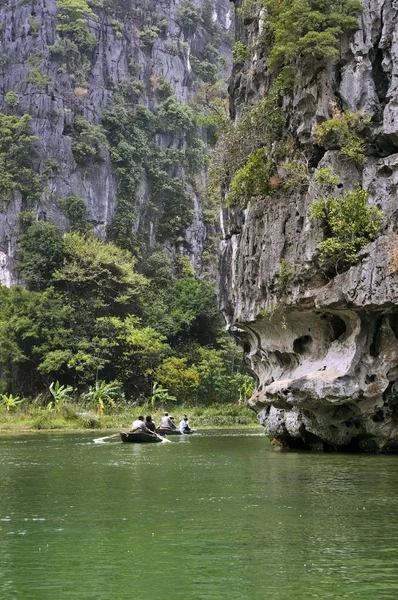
<box><xmin>1</xmin><ymin>430</ymin><xmax>398</xmax><ymax>600</ymax></box>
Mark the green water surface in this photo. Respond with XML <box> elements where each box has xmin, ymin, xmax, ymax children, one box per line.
<box><xmin>1</xmin><ymin>430</ymin><xmax>398</xmax><ymax>599</ymax></box>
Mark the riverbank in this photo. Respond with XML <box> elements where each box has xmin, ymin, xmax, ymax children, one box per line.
<box><xmin>0</xmin><ymin>403</ymin><xmax>259</xmax><ymax>433</ymax></box>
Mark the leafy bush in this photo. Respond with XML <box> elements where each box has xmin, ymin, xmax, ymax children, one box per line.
<box><xmin>58</xmin><ymin>195</ymin><xmax>87</xmax><ymax>227</ymax></box>
<box><xmin>71</xmin><ymin>115</ymin><xmax>108</xmax><ymax>164</ymax></box>
<box><xmin>177</xmin><ymin>0</ymin><xmax>200</xmax><ymax>34</ymax></box>
<box><xmin>0</xmin><ymin>394</ymin><xmax>23</xmax><ymax>412</ymax></box>
<box><xmin>264</xmin><ymin>0</ymin><xmax>362</xmax><ymax>76</ymax></box>
<box><xmin>316</xmin><ymin>110</ymin><xmax>371</xmax><ymax>165</ymax></box>
<box><xmin>18</xmin><ymin>222</ymin><xmax>64</xmax><ymax>290</ymax></box>
<box><xmin>211</xmin><ymin>93</ymin><xmax>284</xmax><ymax>207</ymax></box>
<box><xmin>56</xmin><ymin>0</ymin><xmax>97</xmax><ymax>54</ymax></box>
<box><xmin>227</xmin><ymin>148</ymin><xmax>273</xmax><ymax>207</ymax></box>
<box><xmin>4</xmin><ymin>91</ymin><xmax>20</xmax><ymax>107</ymax></box>
<box><xmin>27</xmin><ymin>69</ymin><xmax>53</xmax><ymax>87</ymax></box>
<box><xmin>233</xmin><ymin>41</ymin><xmax>251</xmax><ymax>63</ymax></box>
<box><xmin>82</xmin><ymin>380</ymin><xmax>123</xmax><ymax>415</ymax></box>
<box><xmin>310</xmin><ymin>187</ymin><xmax>384</xmax><ymax>270</ymax></box>
<box><xmin>0</xmin><ymin>113</ymin><xmax>41</xmax><ymax>202</ymax></box>
<box><xmin>139</xmin><ymin>25</ymin><xmax>160</xmax><ymax>46</ymax></box>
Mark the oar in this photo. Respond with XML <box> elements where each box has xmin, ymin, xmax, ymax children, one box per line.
<box><xmin>155</xmin><ymin>431</ymin><xmax>171</xmax><ymax>443</ymax></box>
<box><xmin>93</xmin><ymin>433</ymin><xmax>120</xmax><ymax>443</ymax></box>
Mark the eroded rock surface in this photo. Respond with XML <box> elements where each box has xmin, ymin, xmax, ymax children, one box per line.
<box><xmin>220</xmin><ymin>0</ymin><xmax>398</xmax><ymax>451</ymax></box>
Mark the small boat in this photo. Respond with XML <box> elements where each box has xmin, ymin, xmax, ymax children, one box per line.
<box><xmin>157</xmin><ymin>428</ymin><xmax>181</xmax><ymax>436</ymax></box>
<box><xmin>157</xmin><ymin>428</ymin><xmax>195</xmax><ymax>436</ymax></box>
<box><xmin>120</xmin><ymin>431</ymin><xmax>162</xmax><ymax>443</ymax></box>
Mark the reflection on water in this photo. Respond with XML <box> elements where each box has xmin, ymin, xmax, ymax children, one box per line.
<box><xmin>1</xmin><ymin>430</ymin><xmax>398</xmax><ymax>600</ymax></box>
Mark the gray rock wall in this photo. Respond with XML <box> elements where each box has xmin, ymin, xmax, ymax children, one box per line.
<box><xmin>220</xmin><ymin>0</ymin><xmax>398</xmax><ymax>451</ymax></box>
<box><xmin>0</xmin><ymin>0</ymin><xmax>232</xmax><ymax>284</ymax></box>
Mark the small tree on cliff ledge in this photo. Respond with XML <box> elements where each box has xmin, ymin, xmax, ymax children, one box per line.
<box><xmin>263</xmin><ymin>0</ymin><xmax>362</xmax><ymax>81</ymax></box>
<box><xmin>310</xmin><ymin>188</ymin><xmax>384</xmax><ymax>272</ymax></box>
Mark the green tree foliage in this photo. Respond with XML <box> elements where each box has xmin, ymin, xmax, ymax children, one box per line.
<box><xmin>27</xmin><ymin>68</ymin><xmax>53</xmax><ymax>87</ymax></box>
<box><xmin>56</xmin><ymin>0</ymin><xmax>97</xmax><ymax>54</ymax></box>
<box><xmin>316</xmin><ymin>110</ymin><xmax>371</xmax><ymax>165</ymax></box>
<box><xmin>227</xmin><ymin>148</ymin><xmax>273</xmax><ymax>207</ymax></box>
<box><xmin>0</xmin><ymin>286</ymin><xmax>72</xmax><ymax>395</ymax></box>
<box><xmin>0</xmin><ymin>113</ymin><xmax>41</xmax><ymax>203</ymax></box>
<box><xmin>71</xmin><ymin>116</ymin><xmax>108</xmax><ymax>165</ymax></box>
<box><xmin>18</xmin><ymin>222</ymin><xmax>64</xmax><ymax>291</ymax></box>
<box><xmin>53</xmin><ymin>232</ymin><xmax>148</xmax><ymax>316</ymax></box>
<box><xmin>155</xmin><ymin>357</ymin><xmax>200</xmax><ymax>402</ymax></box>
<box><xmin>176</xmin><ymin>0</ymin><xmax>201</xmax><ymax>34</ymax></box>
<box><xmin>233</xmin><ymin>41</ymin><xmax>251</xmax><ymax>63</ymax></box>
<box><xmin>4</xmin><ymin>91</ymin><xmax>20</xmax><ymax>108</ymax></box>
<box><xmin>310</xmin><ymin>188</ymin><xmax>384</xmax><ymax>270</ymax></box>
<box><xmin>195</xmin><ymin>81</ymin><xmax>229</xmax><ymax>144</ymax></box>
<box><xmin>57</xmin><ymin>195</ymin><xmax>88</xmax><ymax>230</ymax></box>
<box><xmin>264</xmin><ymin>0</ymin><xmax>362</xmax><ymax>75</ymax></box>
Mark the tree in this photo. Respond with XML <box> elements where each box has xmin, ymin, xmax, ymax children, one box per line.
<box><xmin>18</xmin><ymin>222</ymin><xmax>64</xmax><ymax>291</ymax></box>
<box><xmin>155</xmin><ymin>357</ymin><xmax>200</xmax><ymax>401</ymax></box>
<box><xmin>52</xmin><ymin>232</ymin><xmax>148</xmax><ymax>317</ymax></box>
<box><xmin>0</xmin><ymin>285</ymin><xmax>72</xmax><ymax>395</ymax></box>
<box><xmin>0</xmin><ymin>113</ymin><xmax>41</xmax><ymax>202</ymax></box>
<box><xmin>264</xmin><ymin>0</ymin><xmax>362</xmax><ymax>74</ymax></box>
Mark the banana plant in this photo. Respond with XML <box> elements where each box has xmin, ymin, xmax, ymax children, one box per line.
<box><xmin>150</xmin><ymin>381</ymin><xmax>177</xmax><ymax>407</ymax></box>
<box><xmin>48</xmin><ymin>381</ymin><xmax>74</xmax><ymax>411</ymax></box>
<box><xmin>0</xmin><ymin>393</ymin><xmax>23</xmax><ymax>412</ymax></box>
<box><xmin>83</xmin><ymin>380</ymin><xmax>121</xmax><ymax>416</ymax></box>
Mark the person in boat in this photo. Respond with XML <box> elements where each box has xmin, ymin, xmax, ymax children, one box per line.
<box><xmin>131</xmin><ymin>416</ymin><xmax>155</xmax><ymax>435</ymax></box>
<box><xmin>145</xmin><ymin>415</ymin><xmax>156</xmax><ymax>432</ymax></box>
<box><xmin>179</xmin><ymin>415</ymin><xmax>191</xmax><ymax>433</ymax></box>
<box><xmin>160</xmin><ymin>412</ymin><xmax>176</xmax><ymax>430</ymax></box>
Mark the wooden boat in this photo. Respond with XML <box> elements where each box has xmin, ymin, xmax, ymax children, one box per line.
<box><xmin>157</xmin><ymin>428</ymin><xmax>195</xmax><ymax>436</ymax></box>
<box><xmin>120</xmin><ymin>431</ymin><xmax>162</xmax><ymax>443</ymax></box>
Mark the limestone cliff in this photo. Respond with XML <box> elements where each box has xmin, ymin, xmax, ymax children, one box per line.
<box><xmin>0</xmin><ymin>0</ymin><xmax>232</xmax><ymax>284</ymax></box>
<box><xmin>220</xmin><ymin>0</ymin><xmax>398</xmax><ymax>451</ymax></box>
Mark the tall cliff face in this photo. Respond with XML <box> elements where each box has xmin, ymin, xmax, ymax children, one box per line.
<box><xmin>220</xmin><ymin>0</ymin><xmax>398</xmax><ymax>451</ymax></box>
<box><xmin>0</xmin><ymin>0</ymin><xmax>232</xmax><ymax>284</ymax></box>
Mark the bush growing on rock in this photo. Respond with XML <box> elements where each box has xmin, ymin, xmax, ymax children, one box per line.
<box><xmin>310</xmin><ymin>187</ymin><xmax>384</xmax><ymax>271</ymax></box>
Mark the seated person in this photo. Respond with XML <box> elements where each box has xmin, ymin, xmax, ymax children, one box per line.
<box><xmin>145</xmin><ymin>415</ymin><xmax>156</xmax><ymax>432</ymax></box>
<box><xmin>160</xmin><ymin>412</ymin><xmax>176</xmax><ymax>430</ymax></box>
<box><xmin>131</xmin><ymin>416</ymin><xmax>154</xmax><ymax>434</ymax></box>
<box><xmin>179</xmin><ymin>415</ymin><xmax>191</xmax><ymax>433</ymax></box>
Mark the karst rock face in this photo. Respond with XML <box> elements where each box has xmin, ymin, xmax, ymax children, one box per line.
<box><xmin>0</xmin><ymin>0</ymin><xmax>232</xmax><ymax>284</ymax></box>
<box><xmin>219</xmin><ymin>0</ymin><xmax>398</xmax><ymax>452</ymax></box>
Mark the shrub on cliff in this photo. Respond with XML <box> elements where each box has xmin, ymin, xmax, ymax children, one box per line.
<box><xmin>316</xmin><ymin>110</ymin><xmax>371</xmax><ymax>165</ymax></box>
<box><xmin>71</xmin><ymin>116</ymin><xmax>108</xmax><ymax>165</ymax></box>
<box><xmin>18</xmin><ymin>222</ymin><xmax>64</xmax><ymax>291</ymax></box>
<box><xmin>227</xmin><ymin>148</ymin><xmax>273</xmax><ymax>207</ymax></box>
<box><xmin>56</xmin><ymin>0</ymin><xmax>97</xmax><ymax>54</ymax></box>
<box><xmin>264</xmin><ymin>0</ymin><xmax>362</xmax><ymax>75</ymax></box>
<box><xmin>310</xmin><ymin>188</ymin><xmax>384</xmax><ymax>271</ymax></box>
<box><xmin>0</xmin><ymin>113</ymin><xmax>41</xmax><ymax>203</ymax></box>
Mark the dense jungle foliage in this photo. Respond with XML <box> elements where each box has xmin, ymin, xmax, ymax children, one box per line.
<box><xmin>0</xmin><ymin>224</ymin><xmax>252</xmax><ymax>403</ymax></box>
